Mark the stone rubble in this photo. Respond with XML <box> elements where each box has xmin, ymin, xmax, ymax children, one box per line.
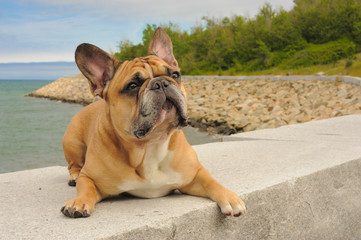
<box><xmin>184</xmin><ymin>78</ymin><xmax>361</xmax><ymax>134</ymax></box>
<box><xmin>27</xmin><ymin>76</ymin><xmax>361</xmax><ymax>135</ymax></box>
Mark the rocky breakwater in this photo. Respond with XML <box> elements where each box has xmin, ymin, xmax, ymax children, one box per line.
<box><xmin>28</xmin><ymin>75</ymin><xmax>361</xmax><ymax>135</ymax></box>
<box><xmin>184</xmin><ymin>77</ymin><xmax>361</xmax><ymax>134</ymax></box>
<box><xmin>27</xmin><ymin>76</ymin><xmax>100</xmax><ymax>104</ymax></box>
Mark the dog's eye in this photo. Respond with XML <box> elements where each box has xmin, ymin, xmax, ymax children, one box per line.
<box><xmin>127</xmin><ymin>82</ymin><xmax>139</xmax><ymax>90</ymax></box>
<box><xmin>171</xmin><ymin>71</ymin><xmax>180</xmax><ymax>80</ymax></box>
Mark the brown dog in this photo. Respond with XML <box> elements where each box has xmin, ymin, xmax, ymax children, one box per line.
<box><xmin>61</xmin><ymin>28</ymin><xmax>246</xmax><ymax>218</ymax></box>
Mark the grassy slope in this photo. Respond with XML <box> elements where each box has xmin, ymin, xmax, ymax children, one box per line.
<box><xmin>207</xmin><ymin>53</ymin><xmax>361</xmax><ymax>77</ymax></box>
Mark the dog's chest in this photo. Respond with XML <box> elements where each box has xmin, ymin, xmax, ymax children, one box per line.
<box><xmin>118</xmin><ymin>139</ymin><xmax>183</xmax><ymax>198</ymax></box>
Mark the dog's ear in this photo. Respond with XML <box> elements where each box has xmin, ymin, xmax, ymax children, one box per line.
<box><xmin>148</xmin><ymin>27</ymin><xmax>178</xmax><ymax>68</ymax></box>
<box><xmin>75</xmin><ymin>43</ymin><xmax>120</xmax><ymax>97</ymax></box>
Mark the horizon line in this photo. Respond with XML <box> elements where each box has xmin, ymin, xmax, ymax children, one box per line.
<box><xmin>0</xmin><ymin>61</ymin><xmax>76</xmax><ymax>64</ymax></box>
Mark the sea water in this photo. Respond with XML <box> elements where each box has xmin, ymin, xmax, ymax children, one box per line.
<box><xmin>0</xmin><ymin>80</ymin><xmax>220</xmax><ymax>173</ymax></box>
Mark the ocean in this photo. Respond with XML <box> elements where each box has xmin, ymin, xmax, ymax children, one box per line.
<box><xmin>0</xmin><ymin>80</ymin><xmax>220</xmax><ymax>173</ymax></box>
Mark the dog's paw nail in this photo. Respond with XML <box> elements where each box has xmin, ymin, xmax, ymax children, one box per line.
<box><xmin>221</xmin><ymin>205</ymin><xmax>233</xmax><ymax>216</ymax></box>
<box><xmin>61</xmin><ymin>207</ymin><xmax>71</xmax><ymax>217</ymax></box>
<box><xmin>83</xmin><ymin>210</ymin><xmax>90</xmax><ymax>217</ymax></box>
<box><xmin>234</xmin><ymin>204</ymin><xmax>246</xmax><ymax>216</ymax></box>
<box><xmin>233</xmin><ymin>212</ymin><xmax>241</xmax><ymax>217</ymax></box>
<box><xmin>73</xmin><ymin>211</ymin><xmax>83</xmax><ymax>218</ymax></box>
<box><xmin>68</xmin><ymin>179</ymin><xmax>76</xmax><ymax>186</ymax></box>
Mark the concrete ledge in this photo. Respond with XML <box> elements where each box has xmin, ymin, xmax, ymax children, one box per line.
<box><xmin>1</xmin><ymin>115</ymin><xmax>361</xmax><ymax>239</ymax></box>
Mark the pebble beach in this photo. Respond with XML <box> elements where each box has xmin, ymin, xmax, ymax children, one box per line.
<box><xmin>28</xmin><ymin>75</ymin><xmax>361</xmax><ymax>135</ymax></box>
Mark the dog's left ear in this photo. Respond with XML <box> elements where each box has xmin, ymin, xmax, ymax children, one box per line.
<box><xmin>75</xmin><ymin>43</ymin><xmax>120</xmax><ymax>97</ymax></box>
<box><xmin>148</xmin><ymin>27</ymin><xmax>178</xmax><ymax>68</ymax></box>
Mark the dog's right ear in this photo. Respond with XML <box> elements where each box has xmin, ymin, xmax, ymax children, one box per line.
<box><xmin>148</xmin><ymin>27</ymin><xmax>178</xmax><ymax>69</ymax></box>
<box><xmin>75</xmin><ymin>43</ymin><xmax>120</xmax><ymax>97</ymax></box>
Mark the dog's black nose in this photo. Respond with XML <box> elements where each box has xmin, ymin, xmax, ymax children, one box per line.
<box><xmin>150</xmin><ymin>78</ymin><xmax>169</xmax><ymax>91</ymax></box>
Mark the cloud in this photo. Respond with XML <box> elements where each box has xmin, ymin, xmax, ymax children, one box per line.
<box><xmin>0</xmin><ymin>12</ymin><xmax>134</xmax><ymax>62</ymax></box>
<box><xmin>25</xmin><ymin>0</ymin><xmax>295</xmax><ymax>21</ymax></box>
<box><xmin>0</xmin><ymin>51</ymin><xmax>75</xmax><ymax>63</ymax></box>
<box><xmin>0</xmin><ymin>0</ymin><xmax>295</xmax><ymax>63</ymax></box>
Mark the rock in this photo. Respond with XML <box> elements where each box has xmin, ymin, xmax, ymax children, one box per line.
<box><xmin>296</xmin><ymin>114</ymin><xmax>310</xmax><ymax>123</ymax></box>
<box><xmin>337</xmin><ymin>89</ymin><xmax>348</xmax><ymax>98</ymax></box>
<box><xmin>263</xmin><ymin>87</ymin><xmax>273</xmax><ymax>94</ymax></box>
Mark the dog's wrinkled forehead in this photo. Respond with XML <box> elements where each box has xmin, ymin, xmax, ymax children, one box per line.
<box><xmin>134</xmin><ymin>55</ymin><xmax>178</xmax><ymax>79</ymax></box>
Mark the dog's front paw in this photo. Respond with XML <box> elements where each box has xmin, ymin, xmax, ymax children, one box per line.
<box><xmin>217</xmin><ymin>190</ymin><xmax>246</xmax><ymax>217</ymax></box>
<box><xmin>61</xmin><ymin>197</ymin><xmax>94</xmax><ymax>218</ymax></box>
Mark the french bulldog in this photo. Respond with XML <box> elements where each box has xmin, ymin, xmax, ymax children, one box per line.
<box><xmin>61</xmin><ymin>27</ymin><xmax>246</xmax><ymax>218</ymax></box>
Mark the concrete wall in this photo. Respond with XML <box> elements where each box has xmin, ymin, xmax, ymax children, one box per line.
<box><xmin>1</xmin><ymin>115</ymin><xmax>361</xmax><ymax>239</ymax></box>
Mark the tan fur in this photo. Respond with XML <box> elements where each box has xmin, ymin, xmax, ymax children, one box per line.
<box><xmin>61</xmin><ymin>28</ymin><xmax>246</xmax><ymax>218</ymax></box>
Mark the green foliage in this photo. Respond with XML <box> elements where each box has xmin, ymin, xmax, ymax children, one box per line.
<box><xmin>345</xmin><ymin>58</ymin><xmax>354</xmax><ymax>68</ymax></box>
<box><xmin>114</xmin><ymin>40</ymin><xmax>146</xmax><ymax>61</ymax></box>
<box><xmin>114</xmin><ymin>0</ymin><xmax>361</xmax><ymax>74</ymax></box>
<box><xmin>293</xmin><ymin>0</ymin><xmax>361</xmax><ymax>43</ymax></box>
<box><xmin>283</xmin><ymin>39</ymin><xmax>356</xmax><ymax>68</ymax></box>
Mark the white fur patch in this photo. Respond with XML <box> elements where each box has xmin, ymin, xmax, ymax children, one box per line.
<box><xmin>118</xmin><ymin>136</ymin><xmax>183</xmax><ymax>198</ymax></box>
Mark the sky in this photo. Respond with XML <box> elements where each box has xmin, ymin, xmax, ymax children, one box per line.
<box><xmin>0</xmin><ymin>0</ymin><xmax>294</xmax><ymax>79</ymax></box>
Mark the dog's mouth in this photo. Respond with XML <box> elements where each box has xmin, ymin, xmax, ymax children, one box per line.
<box><xmin>158</xmin><ymin>98</ymin><xmax>188</xmax><ymax>126</ymax></box>
<box><xmin>163</xmin><ymin>99</ymin><xmax>174</xmax><ymax>112</ymax></box>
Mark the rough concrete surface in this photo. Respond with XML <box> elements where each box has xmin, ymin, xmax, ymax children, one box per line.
<box><xmin>1</xmin><ymin>115</ymin><xmax>361</xmax><ymax>239</ymax></box>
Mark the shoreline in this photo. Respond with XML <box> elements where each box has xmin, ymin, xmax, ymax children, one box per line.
<box><xmin>27</xmin><ymin>75</ymin><xmax>361</xmax><ymax>135</ymax></box>
<box><xmin>27</xmin><ymin>92</ymin><xmax>91</xmax><ymax>105</ymax></box>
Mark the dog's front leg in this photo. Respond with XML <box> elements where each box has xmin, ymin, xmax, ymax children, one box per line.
<box><xmin>61</xmin><ymin>174</ymin><xmax>103</xmax><ymax>218</ymax></box>
<box><xmin>180</xmin><ymin>167</ymin><xmax>246</xmax><ymax>217</ymax></box>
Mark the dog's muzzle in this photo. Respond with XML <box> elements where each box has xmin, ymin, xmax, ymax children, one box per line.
<box><xmin>132</xmin><ymin>77</ymin><xmax>188</xmax><ymax>139</ymax></box>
